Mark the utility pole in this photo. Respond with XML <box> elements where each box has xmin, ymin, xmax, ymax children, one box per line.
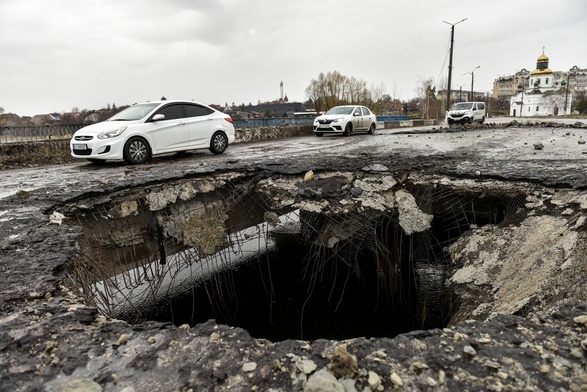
<box><xmin>443</xmin><ymin>18</ymin><xmax>467</xmax><ymax>113</ymax></box>
<box><xmin>464</xmin><ymin>66</ymin><xmax>480</xmax><ymax>101</ymax></box>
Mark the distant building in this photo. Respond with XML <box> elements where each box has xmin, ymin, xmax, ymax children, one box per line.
<box><xmin>61</xmin><ymin>112</ymin><xmax>82</xmax><ymax>123</ymax></box>
<box><xmin>509</xmin><ymin>51</ymin><xmax>571</xmax><ymax>117</ymax></box>
<box><xmin>30</xmin><ymin>114</ymin><xmax>57</xmax><ymax>125</ymax></box>
<box><xmin>0</xmin><ymin>113</ymin><xmax>21</xmax><ymax>127</ymax></box>
<box><xmin>567</xmin><ymin>65</ymin><xmax>587</xmax><ymax>96</ymax></box>
<box><xmin>493</xmin><ymin>69</ymin><xmax>530</xmax><ymax>101</ymax></box>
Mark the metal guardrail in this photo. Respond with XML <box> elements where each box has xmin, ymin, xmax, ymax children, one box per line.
<box><xmin>377</xmin><ymin>116</ymin><xmax>410</xmax><ymax>122</ymax></box>
<box><xmin>0</xmin><ymin>124</ymin><xmax>84</xmax><ymax>143</ymax></box>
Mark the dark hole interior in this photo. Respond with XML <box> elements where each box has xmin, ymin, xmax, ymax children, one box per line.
<box><xmin>150</xmin><ymin>227</ymin><xmax>425</xmax><ymax>341</ymax></box>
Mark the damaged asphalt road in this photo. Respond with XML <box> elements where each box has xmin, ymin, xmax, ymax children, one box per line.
<box><xmin>3</xmin><ymin>119</ymin><xmax>587</xmax><ymax>198</ymax></box>
<box><xmin>1</xmin><ymin>120</ymin><xmax>587</xmax><ymax>391</ymax></box>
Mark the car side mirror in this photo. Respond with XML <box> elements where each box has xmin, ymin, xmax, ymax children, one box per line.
<box><xmin>152</xmin><ymin>114</ymin><xmax>165</xmax><ymax>121</ymax></box>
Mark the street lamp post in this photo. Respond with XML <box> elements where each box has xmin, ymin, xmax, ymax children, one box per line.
<box><xmin>464</xmin><ymin>66</ymin><xmax>480</xmax><ymax>101</ymax></box>
<box><xmin>443</xmin><ymin>18</ymin><xmax>467</xmax><ymax>113</ymax></box>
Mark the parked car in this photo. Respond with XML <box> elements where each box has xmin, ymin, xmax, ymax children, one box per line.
<box><xmin>313</xmin><ymin>105</ymin><xmax>377</xmax><ymax>137</ymax></box>
<box><xmin>70</xmin><ymin>100</ymin><xmax>235</xmax><ymax>164</ymax></box>
<box><xmin>447</xmin><ymin>101</ymin><xmax>486</xmax><ymax>125</ymax></box>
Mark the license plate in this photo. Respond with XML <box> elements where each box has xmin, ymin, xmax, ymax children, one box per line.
<box><xmin>73</xmin><ymin>144</ymin><xmax>87</xmax><ymax>150</ymax></box>
<box><xmin>319</xmin><ymin>125</ymin><xmax>330</xmax><ymax>129</ymax></box>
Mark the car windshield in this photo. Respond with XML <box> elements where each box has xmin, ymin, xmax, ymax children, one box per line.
<box><xmin>108</xmin><ymin>103</ymin><xmax>160</xmax><ymax>121</ymax></box>
<box><xmin>451</xmin><ymin>103</ymin><xmax>473</xmax><ymax>110</ymax></box>
<box><xmin>326</xmin><ymin>106</ymin><xmax>354</xmax><ymax>115</ymax></box>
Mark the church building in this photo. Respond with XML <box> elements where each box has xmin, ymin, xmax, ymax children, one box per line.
<box><xmin>509</xmin><ymin>51</ymin><xmax>572</xmax><ymax>117</ymax></box>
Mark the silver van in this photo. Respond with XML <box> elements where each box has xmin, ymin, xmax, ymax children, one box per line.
<box><xmin>447</xmin><ymin>102</ymin><xmax>486</xmax><ymax>125</ymax></box>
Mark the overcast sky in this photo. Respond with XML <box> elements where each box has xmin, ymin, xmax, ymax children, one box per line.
<box><xmin>1</xmin><ymin>0</ymin><xmax>585</xmax><ymax>117</ymax></box>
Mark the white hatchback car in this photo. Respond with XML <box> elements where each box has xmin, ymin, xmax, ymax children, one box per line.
<box><xmin>313</xmin><ymin>105</ymin><xmax>377</xmax><ymax>137</ymax></box>
<box><xmin>70</xmin><ymin>100</ymin><xmax>235</xmax><ymax>164</ymax></box>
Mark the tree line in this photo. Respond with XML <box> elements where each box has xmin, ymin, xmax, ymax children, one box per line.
<box><xmin>303</xmin><ymin>71</ymin><xmax>460</xmax><ymax>118</ymax></box>
<box><xmin>304</xmin><ymin>71</ymin><xmax>452</xmax><ymax>118</ymax></box>
<box><xmin>305</xmin><ymin>71</ymin><xmax>394</xmax><ymax>116</ymax></box>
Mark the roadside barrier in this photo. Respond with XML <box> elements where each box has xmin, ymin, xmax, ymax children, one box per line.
<box><xmin>0</xmin><ymin>120</ymin><xmax>314</xmax><ymax>144</ymax></box>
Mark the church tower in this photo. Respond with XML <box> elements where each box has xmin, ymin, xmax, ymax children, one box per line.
<box><xmin>529</xmin><ymin>49</ymin><xmax>554</xmax><ymax>91</ymax></box>
<box><xmin>510</xmin><ymin>48</ymin><xmax>570</xmax><ymax>117</ymax></box>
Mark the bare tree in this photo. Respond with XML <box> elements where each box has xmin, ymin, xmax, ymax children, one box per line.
<box><xmin>305</xmin><ymin>77</ymin><xmax>323</xmax><ymax>113</ymax></box>
<box><xmin>346</xmin><ymin>76</ymin><xmax>368</xmax><ymax>104</ymax></box>
<box><xmin>306</xmin><ymin>71</ymin><xmax>384</xmax><ymax>111</ymax></box>
<box><xmin>368</xmin><ymin>83</ymin><xmax>388</xmax><ymax>115</ymax></box>
<box><xmin>322</xmin><ymin>71</ymin><xmax>346</xmax><ymax>108</ymax></box>
<box><xmin>370</xmin><ymin>83</ymin><xmax>386</xmax><ymax>103</ymax></box>
<box><xmin>416</xmin><ymin>77</ymin><xmax>443</xmax><ymax>120</ymax></box>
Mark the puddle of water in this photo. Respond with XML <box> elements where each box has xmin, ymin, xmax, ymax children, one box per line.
<box><xmin>89</xmin><ymin>214</ymin><xmax>286</xmax><ymax>322</ymax></box>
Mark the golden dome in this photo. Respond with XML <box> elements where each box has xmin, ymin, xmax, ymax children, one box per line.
<box><xmin>531</xmin><ymin>49</ymin><xmax>552</xmax><ymax>75</ymax></box>
<box><xmin>531</xmin><ymin>68</ymin><xmax>553</xmax><ymax>75</ymax></box>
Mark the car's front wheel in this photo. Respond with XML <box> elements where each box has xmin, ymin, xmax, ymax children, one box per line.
<box><xmin>210</xmin><ymin>131</ymin><xmax>228</xmax><ymax>154</ymax></box>
<box><xmin>123</xmin><ymin>137</ymin><xmax>150</xmax><ymax>164</ymax></box>
<box><xmin>343</xmin><ymin>123</ymin><xmax>352</xmax><ymax>136</ymax></box>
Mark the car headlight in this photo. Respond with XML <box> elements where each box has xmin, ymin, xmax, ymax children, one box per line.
<box><xmin>97</xmin><ymin>126</ymin><xmax>127</xmax><ymax>139</ymax></box>
<box><xmin>332</xmin><ymin>117</ymin><xmax>344</xmax><ymax>123</ymax></box>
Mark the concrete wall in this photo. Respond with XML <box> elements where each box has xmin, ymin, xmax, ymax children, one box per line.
<box><xmin>234</xmin><ymin>125</ymin><xmax>312</xmax><ymax>143</ymax></box>
<box><xmin>411</xmin><ymin>119</ymin><xmax>437</xmax><ymax>126</ymax></box>
<box><xmin>383</xmin><ymin>120</ymin><xmax>413</xmax><ymax>128</ymax></box>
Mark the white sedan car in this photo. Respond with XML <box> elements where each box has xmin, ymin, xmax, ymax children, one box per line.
<box><xmin>70</xmin><ymin>100</ymin><xmax>235</xmax><ymax>164</ymax></box>
<box><xmin>313</xmin><ymin>105</ymin><xmax>377</xmax><ymax>137</ymax></box>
